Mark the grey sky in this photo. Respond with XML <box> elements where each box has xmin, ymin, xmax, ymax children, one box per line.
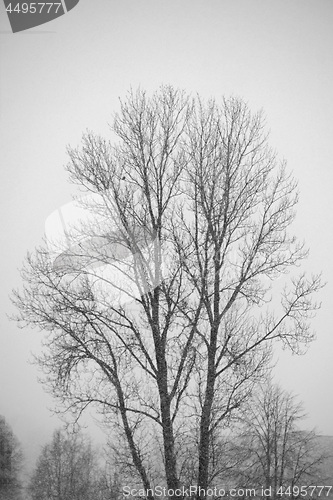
<box><xmin>1</xmin><ymin>0</ymin><xmax>333</xmax><ymax>473</ymax></box>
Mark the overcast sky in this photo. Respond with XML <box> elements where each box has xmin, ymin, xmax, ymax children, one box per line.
<box><xmin>1</xmin><ymin>0</ymin><xmax>333</xmax><ymax>475</ymax></box>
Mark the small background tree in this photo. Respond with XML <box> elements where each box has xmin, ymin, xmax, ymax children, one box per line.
<box><xmin>28</xmin><ymin>427</ymin><xmax>101</xmax><ymax>500</ymax></box>
<box><xmin>232</xmin><ymin>383</ymin><xmax>329</xmax><ymax>499</ymax></box>
<box><xmin>0</xmin><ymin>416</ymin><xmax>24</xmax><ymax>500</ymax></box>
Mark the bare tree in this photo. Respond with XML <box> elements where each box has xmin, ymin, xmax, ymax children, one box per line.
<box><xmin>233</xmin><ymin>383</ymin><xmax>328</xmax><ymax>499</ymax></box>
<box><xmin>174</xmin><ymin>96</ymin><xmax>323</xmax><ymax>496</ymax></box>
<box><xmin>12</xmin><ymin>86</ymin><xmax>322</xmax><ymax>499</ymax></box>
<box><xmin>0</xmin><ymin>416</ymin><xmax>24</xmax><ymax>500</ymax></box>
<box><xmin>28</xmin><ymin>428</ymin><xmax>101</xmax><ymax>500</ymax></box>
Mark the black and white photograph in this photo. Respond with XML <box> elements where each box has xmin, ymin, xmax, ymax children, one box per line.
<box><xmin>1</xmin><ymin>1</ymin><xmax>333</xmax><ymax>499</ymax></box>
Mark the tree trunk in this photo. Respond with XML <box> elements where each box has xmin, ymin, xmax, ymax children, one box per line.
<box><xmin>197</xmin><ymin>333</ymin><xmax>217</xmax><ymax>498</ymax></box>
